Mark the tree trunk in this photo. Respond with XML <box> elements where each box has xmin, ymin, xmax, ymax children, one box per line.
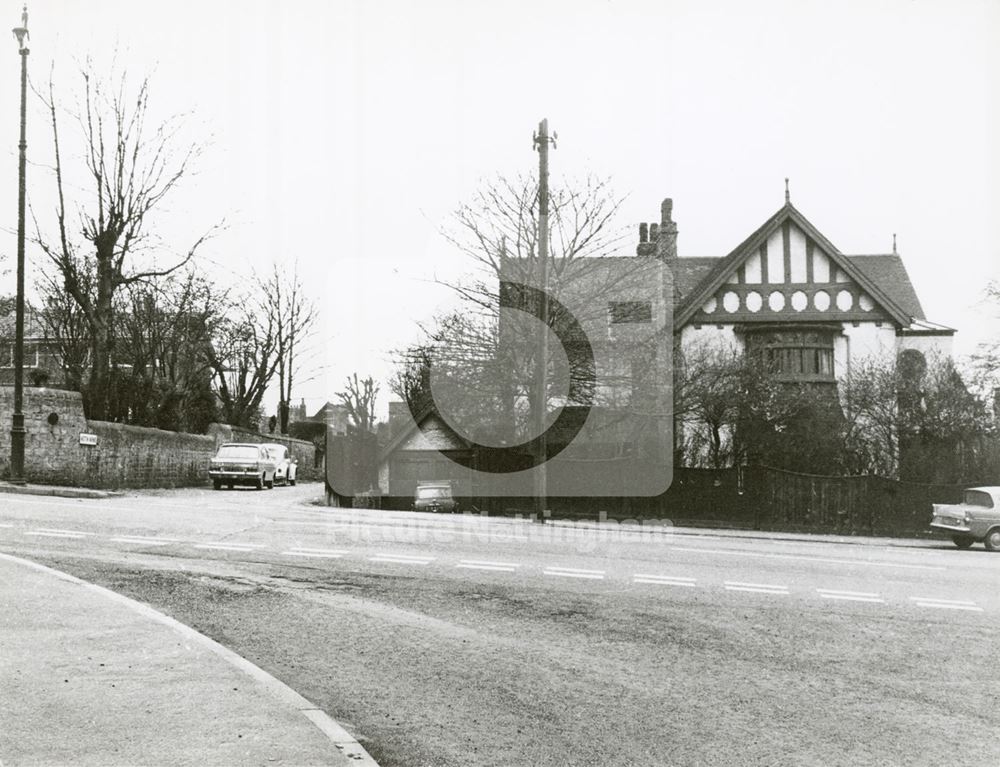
<box><xmin>86</xmin><ymin>257</ymin><xmax>116</xmax><ymax>420</ymax></box>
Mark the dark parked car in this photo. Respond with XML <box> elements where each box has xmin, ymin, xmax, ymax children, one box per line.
<box><xmin>209</xmin><ymin>443</ymin><xmax>277</xmax><ymax>490</ymax></box>
<box><xmin>413</xmin><ymin>481</ymin><xmax>458</xmax><ymax>513</ymax></box>
<box><xmin>930</xmin><ymin>487</ymin><xmax>1000</xmax><ymax>550</ymax></box>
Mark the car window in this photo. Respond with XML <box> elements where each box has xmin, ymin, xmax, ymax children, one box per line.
<box><xmin>964</xmin><ymin>490</ymin><xmax>995</xmax><ymax>508</ymax></box>
<box><xmin>417</xmin><ymin>487</ymin><xmax>451</xmax><ymax>499</ymax></box>
<box><xmin>217</xmin><ymin>446</ymin><xmax>259</xmax><ymax>460</ymax></box>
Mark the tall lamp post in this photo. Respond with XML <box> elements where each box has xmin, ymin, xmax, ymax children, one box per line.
<box><xmin>10</xmin><ymin>6</ymin><xmax>29</xmax><ymax>485</ymax></box>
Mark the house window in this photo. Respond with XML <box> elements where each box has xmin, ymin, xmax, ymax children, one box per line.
<box><xmin>608</xmin><ymin>301</ymin><xmax>652</xmax><ymax>324</ymax></box>
<box><xmin>744</xmin><ymin>326</ymin><xmax>837</xmax><ymax>382</ymax></box>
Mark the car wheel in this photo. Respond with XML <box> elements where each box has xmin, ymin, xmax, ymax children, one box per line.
<box><xmin>255</xmin><ymin>474</ymin><xmax>264</xmax><ymax>491</ymax></box>
<box><xmin>984</xmin><ymin>528</ymin><xmax>1000</xmax><ymax>552</ymax></box>
<box><xmin>212</xmin><ymin>479</ymin><xmax>222</xmax><ymax>491</ymax></box>
<box><xmin>952</xmin><ymin>535</ymin><xmax>975</xmax><ymax>549</ymax></box>
<box><xmin>266</xmin><ymin>476</ymin><xmax>274</xmax><ymax>490</ymax></box>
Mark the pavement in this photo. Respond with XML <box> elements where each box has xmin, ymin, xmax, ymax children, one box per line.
<box><xmin>0</xmin><ymin>481</ymin><xmax>119</xmax><ymax>500</ymax></box>
<box><xmin>0</xmin><ymin>552</ymin><xmax>379</xmax><ymax>767</ymax></box>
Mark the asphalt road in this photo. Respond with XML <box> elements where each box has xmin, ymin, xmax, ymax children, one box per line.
<box><xmin>3</xmin><ymin>485</ymin><xmax>999</xmax><ymax>766</ymax></box>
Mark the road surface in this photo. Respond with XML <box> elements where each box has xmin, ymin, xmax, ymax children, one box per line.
<box><xmin>2</xmin><ymin>485</ymin><xmax>998</xmax><ymax>766</ymax></box>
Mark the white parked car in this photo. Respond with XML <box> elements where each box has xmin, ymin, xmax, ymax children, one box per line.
<box><xmin>209</xmin><ymin>443</ymin><xmax>277</xmax><ymax>491</ymax></box>
<box><xmin>930</xmin><ymin>487</ymin><xmax>1000</xmax><ymax>550</ymax></box>
<box><xmin>261</xmin><ymin>443</ymin><xmax>297</xmax><ymax>486</ymax></box>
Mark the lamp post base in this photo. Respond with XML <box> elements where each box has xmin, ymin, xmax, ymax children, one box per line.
<box><xmin>9</xmin><ymin>415</ymin><xmax>26</xmax><ymax>485</ymax></box>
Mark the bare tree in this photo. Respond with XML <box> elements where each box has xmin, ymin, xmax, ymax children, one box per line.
<box><xmin>390</xmin><ymin>341</ymin><xmax>433</xmax><ymax>416</ymax></box>
<box><xmin>32</xmin><ymin>66</ymin><xmax>218</xmax><ymax>419</ymax></box>
<box><xmin>207</xmin><ymin>287</ymin><xmax>281</xmax><ymax>429</ymax></box>
<box><xmin>838</xmin><ymin>354</ymin><xmax>901</xmax><ymax>476</ymax></box>
<box><xmin>337</xmin><ymin>374</ymin><xmax>379</xmax><ymax>434</ymax></box>
<box><xmin>37</xmin><ymin>270</ymin><xmax>91</xmax><ymax>392</ymax></box>
<box><xmin>675</xmin><ymin>339</ymin><xmax>848</xmax><ymax>473</ymax></box>
<box><xmin>398</xmin><ymin>173</ymin><xmax>670</xmax><ymax>456</ymax></box>
<box><xmin>966</xmin><ymin>281</ymin><xmax>1000</xmax><ymax>407</ymax></box>
<box><xmin>113</xmin><ymin>271</ymin><xmax>222</xmax><ymax>431</ymax></box>
<box><xmin>270</xmin><ymin>264</ymin><xmax>318</xmax><ymax>434</ymax></box>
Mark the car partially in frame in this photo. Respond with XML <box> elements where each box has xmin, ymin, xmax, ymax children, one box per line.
<box><xmin>261</xmin><ymin>443</ymin><xmax>297</xmax><ymax>486</ymax></box>
<box><xmin>930</xmin><ymin>487</ymin><xmax>1000</xmax><ymax>550</ymax></box>
<box><xmin>208</xmin><ymin>443</ymin><xmax>277</xmax><ymax>490</ymax></box>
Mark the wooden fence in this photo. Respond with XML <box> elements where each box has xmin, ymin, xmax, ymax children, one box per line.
<box><xmin>379</xmin><ymin>466</ymin><xmax>967</xmax><ymax>539</ymax></box>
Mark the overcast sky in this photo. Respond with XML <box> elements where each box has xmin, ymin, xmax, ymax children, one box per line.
<box><xmin>1</xmin><ymin>0</ymin><xmax>997</xmax><ymax>417</ymax></box>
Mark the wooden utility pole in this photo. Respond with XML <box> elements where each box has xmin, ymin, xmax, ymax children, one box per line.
<box><xmin>532</xmin><ymin>119</ymin><xmax>555</xmax><ymax>522</ymax></box>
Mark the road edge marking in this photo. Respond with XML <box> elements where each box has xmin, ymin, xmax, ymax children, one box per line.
<box><xmin>0</xmin><ymin>552</ymin><xmax>380</xmax><ymax>767</ymax></box>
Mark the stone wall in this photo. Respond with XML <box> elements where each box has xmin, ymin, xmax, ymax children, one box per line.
<box><xmin>0</xmin><ymin>387</ymin><xmax>90</xmax><ymax>484</ymax></box>
<box><xmin>0</xmin><ymin>386</ymin><xmax>318</xmax><ymax>488</ymax></box>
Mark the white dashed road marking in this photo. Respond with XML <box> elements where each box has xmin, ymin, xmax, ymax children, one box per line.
<box><xmin>633</xmin><ymin>574</ymin><xmax>696</xmax><ymax>587</ymax></box>
<box><xmin>910</xmin><ymin>597</ymin><xmax>984</xmax><ymax>612</ymax></box>
<box><xmin>282</xmin><ymin>547</ymin><xmax>347</xmax><ymax>559</ymax></box>
<box><xmin>724</xmin><ymin>581</ymin><xmax>789</xmax><ymax>595</ymax></box>
<box><xmin>369</xmin><ymin>553</ymin><xmax>435</xmax><ymax>565</ymax></box>
<box><xmin>25</xmin><ymin>528</ymin><xmax>93</xmax><ymax>539</ymax></box>
<box><xmin>111</xmin><ymin>536</ymin><xmax>178</xmax><ymax>546</ymax></box>
<box><xmin>543</xmin><ymin>566</ymin><xmax>605</xmax><ymax>580</ymax></box>
<box><xmin>456</xmin><ymin>560</ymin><xmax>520</xmax><ymax>572</ymax></box>
<box><xmin>817</xmin><ymin>589</ymin><xmax>884</xmax><ymax>603</ymax></box>
<box><xmin>670</xmin><ymin>546</ymin><xmax>945</xmax><ymax>571</ymax></box>
<box><xmin>193</xmin><ymin>542</ymin><xmax>266</xmax><ymax>552</ymax></box>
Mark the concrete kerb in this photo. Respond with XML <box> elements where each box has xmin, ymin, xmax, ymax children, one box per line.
<box><xmin>544</xmin><ymin>518</ymin><xmax>929</xmax><ymax>548</ymax></box>
<box><xmin>0</xmin><ymin>481</ymin><xmax>121</xmax><ymax>500</ymax></box>
<box><xmin>305</xmin><ymin>500</ymin><xmax>932</xmax><ymax>550</ymax></box>
<box><xmin>0</xmin><ymin>552</ymin><xmax>380</xmax><ymax>767</ymax></box>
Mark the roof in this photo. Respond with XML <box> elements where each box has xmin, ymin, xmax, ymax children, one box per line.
<box><xmin>847</xmin><ymin>255</ymin><xmax>925</xmax><ymax>320</ymax></box>
<box><xmin>669</xmin><ymin>253</ymin><xmax>928</xmax><ymax>324</ymax></box>
<box><xmin>0</xmin><ymin>304</ymin><xmax>50</xmax><ymax>339</ymax></box>
<box><xmin>671</xmin><ymin>258</ymin><xmax>718</xmax><ymax>302</ymax></box>
<box><xmin>309</xmin><ymin>402</ymin><xmax>348</xmax><ymax>422</ymax></box>
<box><xmin>672</xmin><ymin>202</ymin><xmax>921</xmax><ymax>328</ymax></box>
<box><xmin>378</xmin><ymin>404</ymin><xmax>471</xmax><ymax>464</ymax></box>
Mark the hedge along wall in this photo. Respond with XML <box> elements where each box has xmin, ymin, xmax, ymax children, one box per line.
<box><xmin>0</xmin><ymin>386</ymin><xmax>318</xmax><ymax>489</ymax></box>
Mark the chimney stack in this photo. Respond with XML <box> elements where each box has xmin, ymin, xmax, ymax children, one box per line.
<box><xmin>636</xmin><ymin>197</ymin><xmax>679</xmax><ymax>258</ymax></box>
<box><xmin>658</xmin><ymin>198</ymin><xmax>678</xmax><ymax>262</ymax></box>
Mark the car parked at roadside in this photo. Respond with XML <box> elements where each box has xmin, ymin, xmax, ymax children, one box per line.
<box><xmin>930</xmin><ymin>486</ymin><xmax>1000</xmax><ymax>550</ymax></box>
<box><xmin>413</xmin><ymin>481</ymin><xmax>459</xmax><ymax>513</ymax></box>
<box><xmin>261</xmin><ymin>443</ymin><xmax>297</xmax><ymax>486</ymax></box>
<box><xmin>208</xmin><ymin>443</ymin><xmax>277</xmax><ymax>490</ymax></box>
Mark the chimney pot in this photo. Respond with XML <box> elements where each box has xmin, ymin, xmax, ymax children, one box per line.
<box><xmin>639</xmin><ymin>222</ymin><xmax>648</xmax><ymax>243</ymax></box>
<box><xmin>661</xmin><ymin>198</ymin><xmax>673</xmax><ymax>225</ymax></box>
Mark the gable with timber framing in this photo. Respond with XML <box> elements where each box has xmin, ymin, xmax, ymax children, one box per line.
<box><xmin>674</xmin><ymin>203</ymin><xmax>913</xmax><ymax>329</ymax></box>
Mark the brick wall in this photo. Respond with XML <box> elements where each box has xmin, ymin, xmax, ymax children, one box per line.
<box><xmin>0</xmin><ymin>386</ymin><xmax>318</xmax><ymax>488</ymax></box>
